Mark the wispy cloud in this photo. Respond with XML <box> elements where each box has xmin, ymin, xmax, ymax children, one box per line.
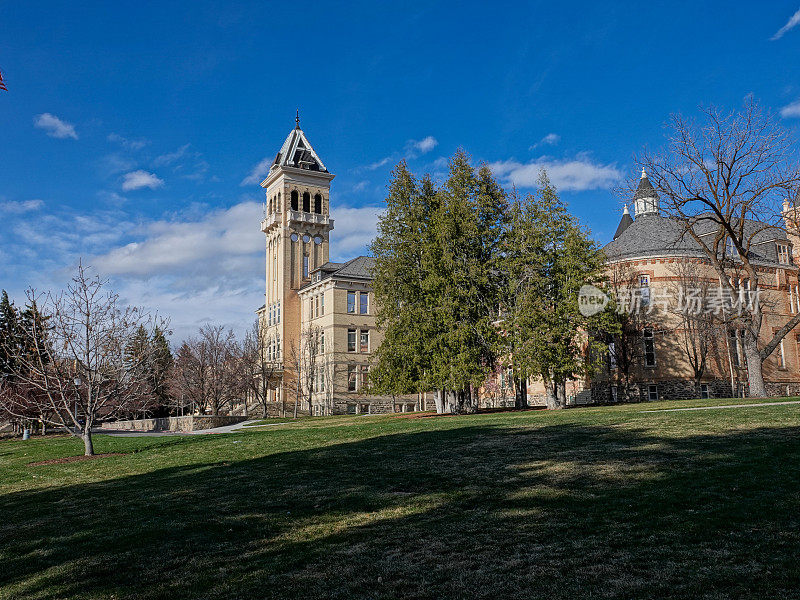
<box><xmin>153</xmin><ymin>144</ymin><xmax>191</xmax><ymax>167</ymax></box>
<box><xmin>489</xmin><ymin>155</ymin><xmax>622</xmax><ymax>191</ymax></box>
<box><xmin>780</xmin><ymin>98</ymin><xmax>800</xmax><ymax>118</ymax></box>
<box><xmin>34</xmin><ymin>113</ymin><xmax>78</xmax><ymax>139</ymax></box>
<box><xmin>122</xmin><ymin>170</ymin><xmax>164</xmax><ymax>191</ymax></box>
<box><xmin>107</xmin><ymin>132</ymin><xmax>149</xmax><ymax>150</ymax></box>
<box><xmin>771</xmin><ymin>8</ymin><xmax>800</xmax><ymax>40</ymax></box>
<box><xmin>531</xmin><ymin>133</ymin><xmax>561</xmax><ymax>149</ymax></box>
<box><xmin>328</xmin><ymin>205</ymin><xmax>382</xmax><ymax>259</ymax></box>
<box><xmin>0</xmin><ymin>199</ymin><xmax>44</xmax><ymax>214</ymax></box>
<box><xmin>408</xmin><ymin>136</ymin><xmax>438</xmax><ymax>154</ymax></box>
<box><xmin>241</xmin><ymin>157</ymin><xmax>273</xmax><ymax>186</ymax></box>
<box><xmin>359</xmin><ymin>135</ymin><xmax>439</xmax><ymax>172</ymax></box>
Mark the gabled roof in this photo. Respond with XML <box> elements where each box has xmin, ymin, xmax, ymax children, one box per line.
<box><xmin>271</xmin><ymin>125</ymin><xmax>328</xmax><ymax>173</ymax></box>
<box><xmin>300</xmin><ymin>256</ymin><xmax>376</xmax><ymax>291</ymax></box>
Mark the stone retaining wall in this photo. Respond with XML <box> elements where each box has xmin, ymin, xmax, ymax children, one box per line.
<box><xmin>100</xmin><ymin>415</ymin><xmax>247</xmax><ymax>432</ymax></box>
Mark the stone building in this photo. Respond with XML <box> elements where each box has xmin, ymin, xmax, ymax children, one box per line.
<box><xmin>593</xmin><ymin>169</ymin><xmax>800</xmax><ymax>402</ymax></box>
<box><xmin>256</xmin><ymin>120</ymin><xmax>800</xmax><ymax>413</ymax></box>
<box><xmin>256</xmin><ymin>120</ymin><xmax>424</xmax><ymax>416</ymax></box>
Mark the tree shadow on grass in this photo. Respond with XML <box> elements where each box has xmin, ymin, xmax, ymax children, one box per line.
<box><xmin>2</xmin><ymin>423</ymin><xmax>800</xmax><ymax>599</ymax></box>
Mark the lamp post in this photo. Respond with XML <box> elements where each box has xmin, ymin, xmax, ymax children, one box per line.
<box><xmin>73</xmin><ymin>376</ymin><xmax>82</xmax><ymax>433</ymax></box>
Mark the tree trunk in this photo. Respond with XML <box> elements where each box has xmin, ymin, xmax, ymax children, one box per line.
<box><xmin>434</xmin><ymin>390</ymin><xmax>445</xmax><ymax>414</ymax></box>
<box><xmin>744</xmin><ymin>334</ymin><xmax>767</xmax><ymax>397</ymax></box>
<box><xmin>545</xmin><ymin>380</ymin><xmax>560</xmax><ymax>409</ymax></box>
<box><xmin>83</xmin><ymin>430</ymin><xmax>94</xmax><ymax>456</ymax></box>
<box><xmin>557</xmin><ymin>381</ymin><xmax>567</xmax><ymax>407</ymax></box>
<box><xmin>514</xmin><ymin>376</ymin><xmax>528</xmax><ymax>409</ymax></box>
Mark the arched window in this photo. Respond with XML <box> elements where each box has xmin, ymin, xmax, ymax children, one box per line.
<box><xmin>314</xmin><ymin>193</ymin><xmax>322</xmax><ymax>214</ymax></box>
<box><xmin>268</xmin><ymin>197</ymin><xmax>272</xmax><ymax>214</ymax></box>
<box><xmin>290</xmin><ymin>190</ymin><xmax>299</xmax><ymax>211</ymax></box>
<box><xmin>276</xmin><ymin>192</ymin><xmax>281</xmax><ymax>211</ymax></box>
<box><xmin>302</xmin><ymin>192</ymin><xmax>310</xmax><ymax>212</ymax></box>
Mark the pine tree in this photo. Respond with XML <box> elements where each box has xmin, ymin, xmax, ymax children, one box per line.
<box><xmin>151</xmin><ymin>327</ymin><xmax>174</xmax><ymax>415</ymax></box>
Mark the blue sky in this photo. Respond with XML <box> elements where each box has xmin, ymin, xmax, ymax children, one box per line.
<box><xmin>2</xmin><ymin>1</ymin><xmax>800</xmax><ymax>340</ymax></box>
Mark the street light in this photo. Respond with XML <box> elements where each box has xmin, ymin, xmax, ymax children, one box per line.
<box><xmin>73</xmin><ymin>376</ymin><xmax>82</xmax><ymax>432</ymax></box>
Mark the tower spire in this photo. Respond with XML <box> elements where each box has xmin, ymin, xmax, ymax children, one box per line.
<box><xmin>295</xmin><ymin>109</ymin><xmax>300</xmax><ymax>130</ymax></box>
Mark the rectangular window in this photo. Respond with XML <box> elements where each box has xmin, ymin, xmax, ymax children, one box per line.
<box><xmin>315</xmin><ymin>296</ymin><xmax>320</xmax><ymax>318</ymax></box>
<box><xmin>320</xmin><ymin>330</ymin><xmax>325</xmax><ymax>353</ymax></box>
<box><xmin>779</xmin><ymin>339</ymin><xmax>786</xmax><ymax>368</ymax></box>
<box><xmin>321</xmin><ymin>293</ymin><xmax>325</xmax><ymax>316</ymax></box>
<box><xmin>726</xmin><ymin>237</ymin><xmax>739</xmax><ymax>258</ymax></box>
<box><xmin>347</xmin><ymin>291</ymin><xmax>356</xmax><ymax>313</ymax></box>
<box><xmin>648</xmin><ymin>384</ymin><xmax>658</xmax><ymax>401</ymax></box>
<box><xmin>778</xmin><ymin>243</ymin><xmax>791</xmax><ymax>265</ymax></box>
<box><xmin>359</xmin><ymin>403</ymin><xmax>370</xmax><ymax>415</ymax></box>
<box><xmin>277</xmin><ymin>302</ymin><xmax>280</xmax><ymax>323</ymax></box>
<box><xmin>608</xmin><ymin>342</ymin><xmax>617</xmax><ymax>369</ymax></box>
<box><xmin>639</xmin><ymin>275</ymin><xmax>650</xmax><ymax>306</ymax></box>
<box><xmin>643</xmin><ymin>329</ymin><xmax>656</xmax><ymax>367</ymax></box>
<box><xmin>348</xmin><ymin>365</ymin><xmax>357</xmax><ymax>391</ymax></box>
<box><xmin>360</xmin><ymin>292</ymin><xmax>368</xmax><ymax>315</ymax></box>
<box><xmin>346</xmin><ymin>403</ymin><xmax>357</xmax><ymax>414</ymax></box>
<box><xmin>700</xmin><ymin>383</ymin><xmax>710</xmax><ymax>399</ymax></box>
<box><xmin>276</xmin><ymin>334</ymin><xmax>281</xmax><ymax>359</ymax></box>
<box><xmin>303</xmin><ymin>255</ymin><xmax>309</xmax><ymax>279</ymax></box>
<box><xmin>347</xmin><ymin>329</ymin><xmax>356</xmax><ymax>352</ymax></box>
<box><xmin>360</xmin><ymin>365</ymin><xmax>369</xmax><ymax>390</ymax></box>
<box><xmin>360</xmin><ymin>330</ymin><xmax>369</xmax><ymax>353</ymax></box>
<box><xmin>611</xmin><ymin>385</ymin><xmax>618</xmax><ymax>403</ymax></box>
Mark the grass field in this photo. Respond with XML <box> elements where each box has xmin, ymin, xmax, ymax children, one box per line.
<box><xmin>3</xmin><ymin>398</ymin><xmax>800</xmax><ymax>599</ymax></box>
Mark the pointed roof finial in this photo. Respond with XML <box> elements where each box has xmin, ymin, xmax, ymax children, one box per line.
<box><xmin>295</xmin><ymin>109</ymin><xmax>300</xmax><ymax>129</ymax></box>
<box><xmin>641</xmin><ymin>167</ymin><xmax>647</xmax><ymax>179</ymax></box>
<box><xmin>622</xmin><ymin>204</ymin><xmax>630</xmax><ymax>215</ymax></box>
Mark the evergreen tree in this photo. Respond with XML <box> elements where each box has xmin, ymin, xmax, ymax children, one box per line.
<box><xmin>0</xmin><ymin>291</ymin><xmax>20</xmax><ymax>380</ymax></box>
<box><xmin>151</xmin><ymin>327</ymin><xmax>174</xmax><ymax>415</ymax></box>
<box><xmin>370</xmin><ymin>162</ymin><xmax>433</xmax><ymax>398</ymax></box>
<box><xmin>504</xmin><ymin>172</ymin><xmax>614</xmax><ymax>408</ymax></box>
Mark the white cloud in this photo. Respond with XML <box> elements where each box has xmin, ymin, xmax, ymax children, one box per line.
<box><xmin>409</xmin><ymin>136</ymin><xmax>438</xmax><ymax>154</ymax></box>
<box><xmin>34</xmin><ymin>113</ymin><xmax>78</xmax><ymax>139</ymax></box>
<box><xmin>489</xmin><ymin>156</ymin><xmax>622</xmax><ymax>191</ymax></box>
<box><xmin>780</xmin><ymin>98</ymin><xmax>800</xmax><ymax>118</ymax></box>
<box><xmin>771</xmin><ymin>8</ymin><xmax>800</xmax><ymax>40</ymax></box>
<box><xmin>0</xmin><ymin>199</ymin><xmax>44</xmax><ymax>214</ymax></box>
<box><xmin>107</xmin><ymin>133</ymin><xmax>149</xmax><ymax>150</ymax></box>
<box><xmin>153</xmin><ymin>143</ymin><xmax>191</xmax><ymax>167</ymax></box>
<box><xmin>241</xmin><ymin>157</ymin><xmax>273</xmax><ymax>185</ymax></box>
<box><xmin>122</xmin><ymin>170</ymin><xmax>164</xmax><ymax>191</ymax></box>
<box><xmin>358</xmin><ymin>135</ymin><xmax>439</xmax><ymax>172</ymax></box>
<box><xmin>92</xmin><ymin>201</ymin><xmax>262</xmax><ymax>278</ymax></box>
<box><xmin>329</xmin><ymin>205</ymin><xmax>381</xmax><ymax>259</ymax></box>
<box><xmin>540</xmin><ymin>133</ymin><xmax>561</xmax><ymax>146</ymax></box>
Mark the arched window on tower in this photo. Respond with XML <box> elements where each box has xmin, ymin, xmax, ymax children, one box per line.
<box><xmin>291</xmin><ymin>190</ymin><xmax>299</xmax><ymax>211</ymax></box>
<box><xmin>268</xmin><ymin>197</ymin><xmax>273</xmax><ymax>214</ymax></box>
<box><xmin>277</xmin><ymin>192</ymin><xmax>281</xmax><ymax>212</ymax></box>
<box><xmin>303</xmin><ymin>192</ymin><xmax>311</xmax><ymax>212</ymax></box>
<box><xmin>314</xmin><ymin>193</ymin><xmax>322</xmax><ymax>214</ymax></box>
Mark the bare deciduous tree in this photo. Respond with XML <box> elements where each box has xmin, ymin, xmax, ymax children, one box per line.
<box><xmin>168</xmin><ymin>325</ymin><xmax>242</xmax><ymax>416</ymax></box>
<box><xmin>638</xmin><ymin>98</ymin><xmax>800</xmax><ymax>396</ymax></box>
<box><xmin>0</xmin><ymin>265</ymin><xmax>165</xmax><ymax>455</ymax></box>
<box><xmin>240</xmin><ymin>320</ymin><xmax>280</xmax><ymax>417</ymax></box>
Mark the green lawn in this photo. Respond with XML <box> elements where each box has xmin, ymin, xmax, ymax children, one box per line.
<box><xmin>3</xmin><ymin>398</ymin><xmax>800</xmax><ymax>599</ymax></box>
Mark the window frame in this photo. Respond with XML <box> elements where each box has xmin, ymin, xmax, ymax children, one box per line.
<box><xmin>643</xmin><ymin>328</ymin><xmax>656</xmax><ymax>367</ymax></box>
<box><xmin>347</xmin><ymin>329</ymin><xmax>357</xmax><ymax>352</ymax></box>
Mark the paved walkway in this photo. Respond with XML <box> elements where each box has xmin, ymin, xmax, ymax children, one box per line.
<box><xmin>642</xmin><ymin>400</ymin><xmax>800</xmax><ymax>413</ymax></box>
<box><xmin>95</xmin><ymin>419</ymin><xmax>263</xmax><ymax>437</ymax></box>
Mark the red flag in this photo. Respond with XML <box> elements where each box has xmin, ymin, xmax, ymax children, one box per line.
<box><xmin>0</xmin><ymin>70</ymin><xmax>7</xmax><ymax>91</ymax></box>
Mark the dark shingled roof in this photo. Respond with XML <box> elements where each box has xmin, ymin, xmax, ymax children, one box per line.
<box><xmin>613</xmin><ymin>207</ymin><xmax>633</xmax><ymax>240</ymax></box>
<box><xmin>634</xmin><ymin>172</ymin><xmax>658</xmax><ymax>202</ymax></box>
<box><xmin>300</xmin><ymin>256</ymin><xmax>376</xmax><ymax>291</ymax></box>
<box><xmin>603</xmin><ymin>212</ymin><xmax>791</xmax><ymax>267</ymax></box>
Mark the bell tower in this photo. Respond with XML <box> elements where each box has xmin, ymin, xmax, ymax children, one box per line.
<box><xmin>259</xmin><ymin>116</ymin><xmax>335</xmax><ymax>409</ymax></box>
